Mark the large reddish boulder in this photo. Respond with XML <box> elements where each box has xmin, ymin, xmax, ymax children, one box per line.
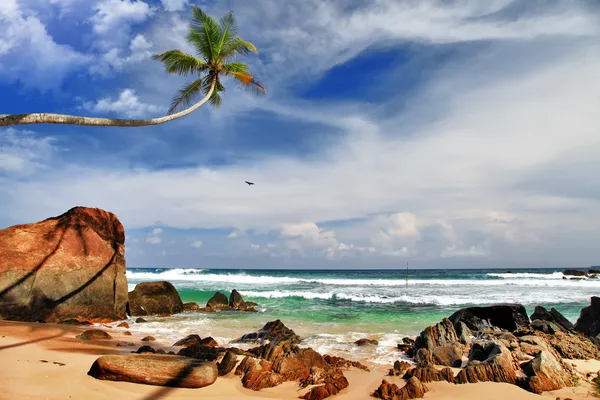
<box><xmin>0</xmin><ymin>207</ymin><xmax>128</xmax><ymax>322</ymax></box>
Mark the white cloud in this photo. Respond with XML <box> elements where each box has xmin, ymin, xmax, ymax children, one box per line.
<box><xmin>0</xmin><ymin>128</ymin><xmax>57</xmax><ymax>176</ymax></box>
<box><xmin>227</xmin><ymin>231</ymin><xmax>239</xmax><ymax>239</ymax></box>
<box><xmin>90</xmin><ymin>0</ymin><xmax>154</xmax><ymax>50</ymax></box>
<box><xmin>190</xmin><ymin>240</ymin><xmax>203</xmax><ymax>248</ymax></box>
<box><xmin>146</xmin><ymin>227</ymin><xmax>163</xmax><ymax>244</ymax></box>
<box><xmin>89</xmin><ymin>34</ymin><xmax>154</xmax><ymax>76</ymax></box>
<box><xmin>0</xmin><ymin>0</ymin><xmax>90</xmax><ymax>88</ymax></box>
<box><xmin>80</xmin><ymin>88</ymin><xmax>163</xmax><ymax>118</ymax></box>
<box><xmin>161</xmin><ymin>0</ymin><xmax>187</xmax><ymax>12</ymax></box>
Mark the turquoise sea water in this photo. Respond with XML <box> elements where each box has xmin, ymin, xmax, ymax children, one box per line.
<box><xmin>123</xmin><ymin>267</ymin><xmax>597</xmax><ymax>364</ymax></box>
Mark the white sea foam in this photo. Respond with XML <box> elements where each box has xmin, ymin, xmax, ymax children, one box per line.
<box><xmin>240</xmin><ymin>290</ymin><xmax>334</xmax><ymax>300</ymax></box>
<box><xmin>238</xmin><ymin>289</ymin><xmax>592</xmax><ymax>306</ymax></box>
<box><xmin>127</xmin><ymin>269</ymin><xmax>600</xmax><ymax>288</ymax></box>
<box><xmin>487</xmin><ymin>272</ymin><xmax>565</xmax><ymax>279</ymax></box>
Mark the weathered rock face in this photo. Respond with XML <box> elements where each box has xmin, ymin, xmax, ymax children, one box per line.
<box><xmin>88</xmin><ymin>354</ymin><xmax>218</xmax><ymax>388</ymax></box>
<box><xmin>217</xmin><ymin>350</ymin><xmax>238</xmax><ymax>376</ymax></box>
<box><xmin>373</xmin><ymin>377</ymin><xmax>428</xmax><ymax>400</ymax></box>
<box><xmin>454</xmin><ymin>340</ymin><xmax>518</xmax><ymax>385</ymax></box>
<box><xmin>229</xmin><ymin>289</ymin><xmax>244</xmax><ymax>308</ymax></box>
<box><xmin>449</xmin><ymin>304</ymin><xmax>530</xmax><ymax>332</ymax></box>
<box><xmin>542</xmin><ymin>331</ymin><xmax>600</xmax><ymax>360</ymax></box>
<box><xmin>575</xmin><ymin>296</ymin><xmax>600</xmax><ymax>337</ymax></box>
<box><xmin>414</xmin><ymin>318</ymin><xmax>460</xmax><ymax>351</ymax></box>
<box><xmin>0</xmin><ymin>207</ymin><xmax>128</xmax><ymax>323</ymax></box>
<box><xmin>520</xmin><ymin>351</ymin><xmax>573</xmax><ymax>394</ymax></box>
<box><xmin>233</xmin><ymin>320</ymin><xmax>301</xmax><ymax>345</ymax></box>
<box><xmin>128</xmin><ymin>281</ymin><xmax>183</xmax><ymax>316</ymax></box>
<box><xmin>432</xmin><ymin>343</ymin><xmax>464</xmax><ymax>367</ymax></box>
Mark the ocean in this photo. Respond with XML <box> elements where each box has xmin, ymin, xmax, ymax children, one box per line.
<box><xmin>122</xmin><ymin>267</ymin><xmax>597</xmax><ymax>365</ymax></box>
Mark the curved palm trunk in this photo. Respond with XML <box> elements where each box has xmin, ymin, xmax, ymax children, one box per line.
<box><xmin>0</xmin><ymin>82</ymin><xmax>215</xmax><ymax>128</ymax></box>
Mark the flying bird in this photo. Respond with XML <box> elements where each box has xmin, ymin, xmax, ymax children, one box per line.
<box><xmin>245</xmin><ymin>181</ymin><xmax>255</xmax><ymax>186</ymax></box>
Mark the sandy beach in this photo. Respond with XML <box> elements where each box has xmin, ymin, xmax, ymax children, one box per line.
<box><xmin>1</xmin><ymin>320</ymin><xmax>596</xmax><ymax>400</ymax></box>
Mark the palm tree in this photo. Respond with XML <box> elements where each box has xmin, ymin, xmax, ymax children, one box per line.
<box><xmin>0</xmin><ymin>6</ymin><xmax>264</xmax><ymax>128</ymax></box>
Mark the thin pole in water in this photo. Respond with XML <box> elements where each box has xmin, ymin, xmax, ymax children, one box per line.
<box><xmin>405</xmin><ymin>261</ymin><xmax>408</xmax><ymax>289</ymax></box>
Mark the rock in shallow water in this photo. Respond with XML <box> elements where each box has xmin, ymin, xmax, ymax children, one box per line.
<box><xmin>183</xmin><ymin>302</ymin><xmax>200</xmax><ymax>311</ymax></box>
<box><xmin>0</xmin><ymin>207</ymin><xmax>128</xmax><ymax>323</ymax></box>
<box><xmin>128</xmin><ymin>281</ymin><xmax>184</xmax><ymax>316</ymax></box>
<box><xmin>88</xmin><ymin>354</ymin><xmax>218</xmax><ymax>388</ymax></box>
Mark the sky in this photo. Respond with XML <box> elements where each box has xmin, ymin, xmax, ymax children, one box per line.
<box><xmin>1</xmin><ymin>0</ymin><xmax>600</xmax><ymax>269</ymax></box>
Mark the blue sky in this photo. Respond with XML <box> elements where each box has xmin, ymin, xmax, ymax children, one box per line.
<box><xmin>1</xmin><ymin>0</ymin><xmax>600</xmax><ymax>269</ymax></box>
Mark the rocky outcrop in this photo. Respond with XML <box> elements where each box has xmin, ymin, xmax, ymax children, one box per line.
<box><xmin>207</xmin><ymin>292</ymin><xmax>229</xmax><ymax>309</ymax></box>
<box><xmin>232</xmin><ymin>340</ymin><xmax>350</xmax><ymax>399</ymax></box>
<box><xmin>575</xmin><ymin>296</ymin><xmax>600</xmax><ymax>337</ymax></box>
<box><xmin>520</xmin><ymin>351</ymin><xmax>573</xmax><ymax>394</ymax></box>
<box><xmin>373</xmin><ymin>377</ymin><xmax>428</xmax><ymax>400</ymax></box>
<box><xmin>233</xmin><ymin>320</ymin><xmax>301</xmax><ymax>345</ymax></box>
<box><xmin>128</xmin><ymin>281</ymin><xmax>183</xmax><ymax>316</ymax></box>
<box><xmin>530</xmin><ymin>306</ymin><xmax>574</xmax><ymax>332</ymax></box>
<box><xmin>454</xmin><ymin>340</ymin><xmax>518</xmax><ymax>385</ymax></box>
<box><xmin>203</xmin><ymin>290</ymin><xmax>258</xmax><ymax>312</ymax></box>
<box><xmin>0</xmin><ymin>207</ymin><xmax>128</xmax><ymax>322</ymax></box>
<box><xmin>414</xmin><ymin>318</ymin><xmax>460</xmax><ymax>350</ymax></box>
<box><xmin>88</xmin><ymin>354</ymin><xmax>218</xmax><ymax>388</ymax></box>
<box><xmin>76</xmin><ymin>329</ymin><xmax>112</xmax><ymax>340</ymax></box>
<box><xmin>449</xmin><ymin>304</ymin><xmax>530</xmax><ymax>332</ymax></box>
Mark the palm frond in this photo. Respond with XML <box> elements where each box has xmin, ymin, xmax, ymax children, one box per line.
<box><xmin>152</xmin><ymin>50</ymin><xmax>207</xmax><ymax>76</ymax></box>
<box><xmin>225</xmin><ymin>69</ymin><xmax>265</xmax><ymax>96</ymax></box>
<box><xmin>223</xmin><ymin>62</ymin><xmax>249</xmax><ymax>74</ymax></box>
<box><xmin>168</xmin><ymin>78</ymin><xmax>206</xmax><ymax>114</ymax></box>
<box><xmin>190</xmin><ymin>6</ymin><xmax>221</xmax><ymax>61</ymax></box>
<box><xmin>220</xmin><ymin>38</ymin><xmax>259</xmax><ymax>61</ymax></box>
<box><xmin>216</xmin><ymin>11</ymin><xmax>238</xmax><ymax>57</ymax></box>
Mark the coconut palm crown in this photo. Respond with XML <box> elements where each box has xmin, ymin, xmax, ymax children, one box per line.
<box><xmin>153</xmin><ymin>5</ymin><xmax>265</xmax><ymax>115</ymax></box>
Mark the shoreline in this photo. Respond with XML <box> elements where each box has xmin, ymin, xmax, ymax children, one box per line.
<box><xmin>0</xmin><ymin>320</ymin><xmax>596</xmax><ymax>400</ymax></box>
